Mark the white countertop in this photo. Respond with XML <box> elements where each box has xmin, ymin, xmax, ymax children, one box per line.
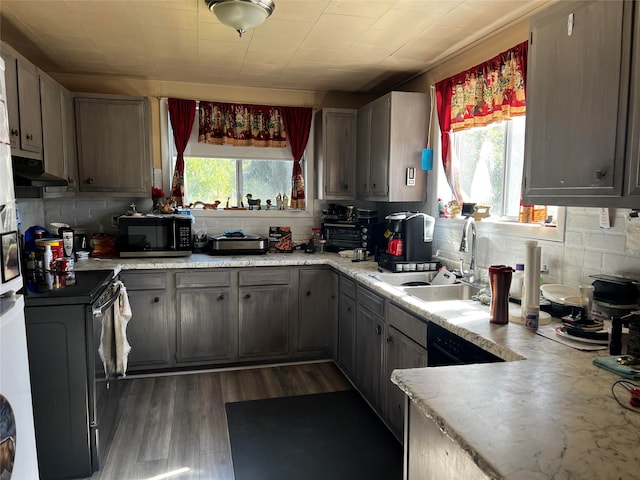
<box><xmin>74</xmin><ymin>252</ymin><xmax>640</xmax><ymax>479</ymax></box>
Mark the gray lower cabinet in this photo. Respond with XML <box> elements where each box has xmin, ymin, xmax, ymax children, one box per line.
<box><xmin>175</xmin><ymin>270</ymin><xmax>237</xmax><ymax>364</ymax></box>
<box><xmin>238</xmin><ymin>268</ymin><xmax>291</xmax><ymax>358</ymax></box>
<box><xmin>406</xmin><ymin>401</ymin><xmax>489</xmax><ymax>480</ymax></box>
<box><xmin>355</xmin><ymin>286</ymin><xmax>385</xmax><ymax>413</ymax></box>
<box><xmin>120</xmin><ymin>271</ymin><xmax>173</xmax><ymax>371</ymax></box>
<box><xmin>295</xmin><ymin>267</ymin><xmax>338</xmax><ymax>355</ymax></box>
<box><xmin>384</xmin><ymin>304</ymin><xmax>428</xmax><ymax>439</ymax></box>
<box><xmin>338</xmin><ymin>275</ymin><xmax>356</xmax><ymax>378</ymax></box>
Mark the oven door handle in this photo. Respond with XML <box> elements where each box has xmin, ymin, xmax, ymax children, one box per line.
<box><xmin>92</xmin><ymin>284</ymin><xmax>120</xmax><ymax>317</ymax></box>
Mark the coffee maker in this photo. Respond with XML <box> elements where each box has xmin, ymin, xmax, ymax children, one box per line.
<box><xmin>377</xmin><ymin>212</ymin><xmax>437</xmax><ymax>272</ymax></box>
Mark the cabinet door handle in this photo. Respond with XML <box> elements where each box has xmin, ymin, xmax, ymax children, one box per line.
<box><xmin>26</xmin><ymin>133</ymin><xmax>33</xmax><ymax>141</ymax></box>
<box><xmin>371</xmin><ymin>183</ymin><xmax>376</xmax><ymax>189</ymax></box>
<box><xmin>153</xmin><ymin>297</ymin><xmax>159</xmax><ymax>303</ymax></box>
<box><xmin>244</xmin><ymin>293</ymin><xmax>251</xmax><ymax>299</ymax></box>
<box><xmin>595</xmin><ymin>169</ymin><xmax>606</xmax><ymax>180</ymax></box>
<box><xmin>85</xmin><ymin>177</ymin><xmax>94</xmax><ymax>185</ymax></box>
<box><xmin>343</xmin><ymin>184</ymin><xmax>349</xmax><ymax>190</ymax></box>
<box><xmin>217</xmin><ymin>294</ymin><xmax>225</xmax><ymax>301</ymax></box>
<box><xmin>386</xmin><ymin>335</ymin><xmax>393</xmax><ymax>344</ymax></box>
<box><xmin>10</xmin><ymin>129</ymin><xmax>18</xmax><ymax>137</ymax></box>
<box><xmin>347</xmin><ymin>306</ymin><xmax>352</xmax><ymax>312</ymax></box>
<box><xmin>67</xmin><ymin>177</ymin><xmax>74</xmax><ymax>185</ymax></box>
<box><xmin>375</xmin><ymin>324</ymin><xmax>382</xmax><ymax>335</ymax></box>
<box><xmin>306</xmin><ymin>290</ymin><xmax>311</xmax><ymax>297</ymax></box>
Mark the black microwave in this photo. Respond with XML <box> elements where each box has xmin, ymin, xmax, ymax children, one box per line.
<box><xmin>118</xmin><ymin>215</ymin><xmax>192</xmax><ymax>257</ymax></box>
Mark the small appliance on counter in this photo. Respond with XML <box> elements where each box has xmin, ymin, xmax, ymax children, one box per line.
<box><xmin>377</xmin><ymin>212</ymin><xmax>438</xmax><ymax>272</ymax></box>
<box><xmin>589</xmin><ymin>274</ymin><xmax>640</xmax><ymax>321</ymax></box>
<box><xmin>208</xmin><ymin>230</ymin><xmax>269</xmax><ymax>255</ymax></box>
<box><xmin>118</xmin><ymin>214</ymin><xmax>192</xmax><ymax>257</ymax></box>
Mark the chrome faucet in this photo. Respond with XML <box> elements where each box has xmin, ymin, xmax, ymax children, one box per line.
<box><xmin>459</xmin><ymin>216</ymin><xmax>477</xmax><ymax>283</ymax></box>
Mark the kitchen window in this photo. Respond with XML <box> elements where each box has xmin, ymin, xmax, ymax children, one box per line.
<box><xmin>182</xmin><ymin>156</ymin><xmax>293</xmax><ymax>207</ymax></box>
<box><xmin>161</xmin><ymin>99</ymin><xmax>311</xmax><ymax>213</ymax></box>
<box><xmin>450</xmin><ymin>116</ymin><xmax>557</xmax><ymax>223</ymax></box>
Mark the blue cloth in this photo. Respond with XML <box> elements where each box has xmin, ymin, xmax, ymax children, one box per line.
<box><xmin>593</xmin><ymin>356</ymin><xmax>640</xmax><ymax>380</ymax></box>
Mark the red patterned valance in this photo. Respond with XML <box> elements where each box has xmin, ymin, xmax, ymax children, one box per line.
<box><xmin>445</xmin><ymin>40</ymin><xmax>527</xmax><ymax>132</ymax></box>
<box><xmin>198</xmin><ymin>101</ymin><xmax>287</xmax><ymax>148</ymax></box>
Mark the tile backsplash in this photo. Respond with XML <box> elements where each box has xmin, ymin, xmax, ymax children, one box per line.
<box><xmin>19</xmin><ymin>197</ymin><xmax>640</xmax><ymax>288</ymax></box>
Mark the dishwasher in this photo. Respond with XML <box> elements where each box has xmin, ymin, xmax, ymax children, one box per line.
<box><xmin>427</xmin><ymin>322</ymin><xmax>503</xmax><ymax>366</ymax></box>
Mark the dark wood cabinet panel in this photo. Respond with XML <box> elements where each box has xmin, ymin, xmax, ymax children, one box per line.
<box><xmin>296</xmin><ymin>268</ymin><xmax>338</xmax><ymax>354</ymax></box>
<box><xmin>125</xmin><ymin>288</ymin><xmax>173</xmax><ymax>370</ymax></box>
<box><xmin>239</xmin><ymin>284</ymin><xmax>291</xmax><ymax>357</ymax></box>
<box><xmin>384</xmin><ymin>325</ymin><xmax>427</xmax><ymax>439</ymax></box>
<box><xmin>75</xmin><ymin>94</ymin><xmax>151</xmax><ymax>195</ymax></box>
<box><xmin>524</xmin><ymin>0</ymin><xmax>633</xmax><ymax>205</ymax></box>
<box><xmin>315</xmin><ymin>108</ymin><xmax>357</xmax><ymax>200</ymax></box>
<box><xmin>176</xmin><ymin>287</ymin><xmax>235</xmax><ymax>363</ymax></box>
<box><xmin>355</xmin><ymin>291</ymin><xmax>384</xmax><ymax>412</ymax></box>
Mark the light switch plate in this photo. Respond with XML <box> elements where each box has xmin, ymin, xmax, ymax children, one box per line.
<box><xmin>406</xmin><ymin>167</ymin><xmax>416</xmax><ymax>186</ymax></box>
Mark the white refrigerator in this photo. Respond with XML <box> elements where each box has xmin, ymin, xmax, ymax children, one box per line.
<box><xmin>0</xmin><ymin>57</ymin><xmax>40</xmax><ymax>479</ymax></box>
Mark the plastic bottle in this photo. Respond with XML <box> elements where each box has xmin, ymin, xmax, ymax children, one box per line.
<box><xmin>43</xmin><ymin>245</ymin><xmax>53</xmax><ymax>271</ymax></box>
<box><xmin>509</xmin><ymin>263</ymin><xmax>525</xmax><ymax>299</ymax></box>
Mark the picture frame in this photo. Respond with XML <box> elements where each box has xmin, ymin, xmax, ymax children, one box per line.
<box><xmin>1</xmin><ymin>231</ymin><xmax>20</xmax><ymax>283</ymax></box>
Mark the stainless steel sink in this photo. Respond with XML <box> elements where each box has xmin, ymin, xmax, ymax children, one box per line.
<box><xmin>399</xmin><ymin>283</ymin><xmax>481</xmax><ymax>302</ymax></box>
<box><xmin>369</xmin><ymin>271</ymin><xmax>438</xmax><ymax>287</ymax></box>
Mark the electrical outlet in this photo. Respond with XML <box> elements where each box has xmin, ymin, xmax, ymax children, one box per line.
<box><xmin>111</xmin><ymin>215</ymin><xmax>119</xmax><ymax>228</ymax></box>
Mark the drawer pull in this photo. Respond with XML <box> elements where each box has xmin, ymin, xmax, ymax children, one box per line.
<box><xmin>244</xmin><ymin>293</ymin><xmax>251</xmax><ymax>299</ymax></box>
<box><xmin>153</xmin><ymin>297</ymin><xmax>159</xmax><ymax>303</ymax></box>
<box><xmin>26</xmin><ymin>133</ymin><xmax>33</xmax><ymax>140</ymax></box>
<box><xmin>217</xmin><ymin>294</ymin><xmax>225</xmax><ymax>301</ymax></box>
<box><xmin>10</xmin><ymin>129</ymin><xmax>18</xmax><ymax>136</ymax></box>
<box><xmin>306</xmin><ymin>290</ymin><xmax>311</xmax><ymax>297</ymax></box>
<box><xmin>375</xmin><ymin>324</ymin><xmax>382</xmax><ymax>335</ymax></box>
<box><xmin>85</xmin><ymin>177</ymin><xmax>94</xmax><ymax>185</ymax></box>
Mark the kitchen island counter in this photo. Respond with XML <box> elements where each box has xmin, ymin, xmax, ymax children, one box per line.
<box><xmin>73</xmin><ymin>253</ymin><xmax>640</xmax><ymax>479</ymax></box>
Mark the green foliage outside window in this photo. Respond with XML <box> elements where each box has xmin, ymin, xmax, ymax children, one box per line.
<box><xmin>183</xmin><ymin>157</ymin><xmax>293</xmax><ymax>205</ymax></box>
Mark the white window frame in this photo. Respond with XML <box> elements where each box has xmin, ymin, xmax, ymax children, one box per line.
<box><xmin>159</xmin><ymin>98</ymin><xmax>315</xmax><ymax>219</ymax></box>
<box><xmin>432</xmin><ymin>110</ymin><xmax>566</xmax><ymax>243</ymax></box>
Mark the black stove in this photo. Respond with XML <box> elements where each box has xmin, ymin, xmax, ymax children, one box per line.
<box><xmin>23</xmin><ymin>269</ymin><xmax>115</xmax><ymax>307</ymax></box>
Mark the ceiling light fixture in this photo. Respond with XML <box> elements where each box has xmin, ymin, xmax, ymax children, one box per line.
<box><xmin>206</xmin><ymin>0</ymin><xmax>275</xmax><ymax>38</ymax></box>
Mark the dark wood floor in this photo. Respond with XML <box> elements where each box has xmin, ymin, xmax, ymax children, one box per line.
<box><xmin>84</xmin><ymin>361</ymin><xmax>353</xmax><ymax>480</ymax></box>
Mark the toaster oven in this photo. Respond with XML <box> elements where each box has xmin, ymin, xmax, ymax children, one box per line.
<box><xmin>323</xmin><ymin>222</ymin><xmax>370</xmax><ymax>252</ymax></box>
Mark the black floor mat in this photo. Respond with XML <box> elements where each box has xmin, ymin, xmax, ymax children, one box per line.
<box><xmin>225</xmin><ymin>390</ymin><xmax>402</xmax><ymax>480</ymax></box>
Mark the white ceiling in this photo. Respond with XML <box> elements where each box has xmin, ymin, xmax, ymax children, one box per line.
<box><xmin>0</xmin><ymin>0</ymin><xmax>549</xmax><ymax>94</ymax></box>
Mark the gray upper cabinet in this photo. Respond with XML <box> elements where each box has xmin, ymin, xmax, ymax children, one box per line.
<box><xmin>1</xmin><ymin>42</ymin><xmax>43</xmax><ymax>159</ymax></box>
<box><xmin>625</xmin><ymin>3</ymin><xmax>640</xmax><ymax>198</ymax></box>
<box><xmin>356</xmin><ymin>91</ymin><xmax>429</xmax><ymax>202</ymax></box>
<box><xmin>523</xmin><ymin>0</ymin><xmax>634</xmax><ymax>207</ymax></box>
<box><xmin>40</xmin><ymin>71</ymin><xmax>77</xmax><ymax>196</ymax></box>
<box><xmin>75</xmin><ymin>93</ymin><xmax>151</xmax><ymax>196</ymax></box>
<box><xmin>315</xmin><ymin>108</ymin><xmax>357</xmax><ymax>200</ymax></box>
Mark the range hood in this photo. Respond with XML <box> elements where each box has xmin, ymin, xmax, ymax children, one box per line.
<box><xmin>12</xmin><ymin>156</ymin><xmax>68</xmax><ymax>187</ymax></box>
